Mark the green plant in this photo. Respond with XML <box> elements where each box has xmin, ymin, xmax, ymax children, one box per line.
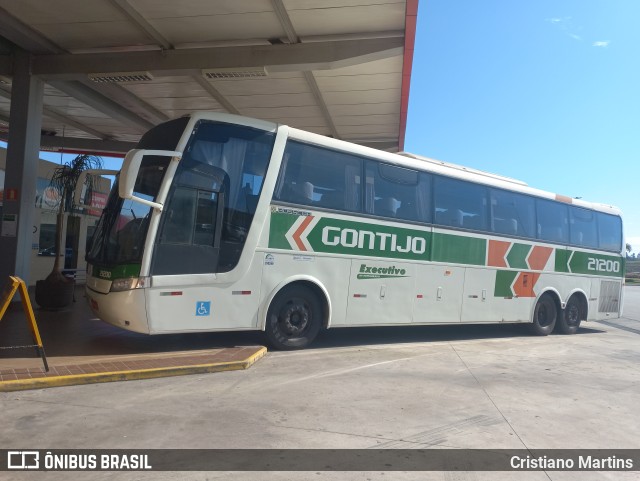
<box><xmin>45</xmin><ymin>154</ymin><xmax>103</xmax><ymax>283</ymax></box>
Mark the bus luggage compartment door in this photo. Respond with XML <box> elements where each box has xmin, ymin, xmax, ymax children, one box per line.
<box><xmin>412</xmin><ymin>265</ymin><xmax>464</xmax><ymax>323</ymax></box>
<box><xmin>346</xmin><ymin>260</ymin><xmax>414</xmax><ymax>325</ymax></box>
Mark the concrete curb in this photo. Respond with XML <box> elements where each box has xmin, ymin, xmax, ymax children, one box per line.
<box><xmin>0</xmin><ymin>347</ymin><xmax>267</xmax><ymax>392</ymax></box>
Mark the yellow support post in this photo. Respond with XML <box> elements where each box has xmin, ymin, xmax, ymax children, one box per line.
<box><xmin>0</xmin><ymin>276</ymin><xmax>49</xmax><ymax>372</ymax></box>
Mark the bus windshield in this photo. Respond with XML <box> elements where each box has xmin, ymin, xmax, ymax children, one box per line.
<box><xmin>87</xmin><ymin>117</ymin><xmax>189</xmax><ymax>266</ymax></box>
<box><xmin>151</xmin><ymin>121</ymin><xmax>275</xmax><ymax>275</ymax></box>
<box><xmin>87</xmin><ymin>117</ymin><xmax>276</xmax><ymax>273</ymax></box>
<box><xmin>86</xmin><ymin>165</ymin><xmax>165</xmax><ymax>265</ymax></box>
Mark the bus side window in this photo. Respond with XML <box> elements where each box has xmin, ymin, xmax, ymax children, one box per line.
<box><xmin>161</xmin><ymin>187</ymin><xmax>196</xmax><ymax>244</ymax></box>
<box><xmin>490</xmin><ymin>188</ymin><xmax>534</xmax><ymax>238</ymax></box>
<box><xmin>320</xmin><ymin>190</ymin><xmax>345</xmax><ymax>210</ymax></box>
<box><xmin>365</xmin><ymin>161</ymin><xmax>429</xmax><ymax>222</ymax></box>
<box><xmin>274</xmin><ymin>141</ymin><xmax>362</xmax><ymax>212</ymax></box>
<box><xmin>536</xmin><ymin>199</ymin><xmax>568</xmax><ymax>244</ymax></box>
<box><xmin>279</xmin><ymin>180</ymin><xmax>315</xmax><ymax>205</ymax></box>
<box><xmin>569</xmin><ymin>206</ymin><xmax>598</xmax><ymax>248</ymax></box>
<box><xmin>597</xmin><ymin>212</ymin><xmax>622</xmax><ymax>252</ymax></box>
<box><xmin>434</xmin><ymin>176</ymin><xmax>488</xmax><ymax>231</ymax></box>
<box><xmin>375</xmin><ymin>197</ymin><xmax>398</xmax><ymax>217</ymax></box>
<box><xmin>493</xmin><ymin>218</ymin><xmax>518</xmax><ymax>235</ymax></box>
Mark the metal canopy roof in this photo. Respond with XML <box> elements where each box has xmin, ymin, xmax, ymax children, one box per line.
<box><xmin>0</xmin><ymin>0</ymin><xmax>417</xmax><ymax>155</ymax></box>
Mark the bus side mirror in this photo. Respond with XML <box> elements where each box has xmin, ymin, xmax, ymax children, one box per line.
<box><xmin>119</xmin><ymin>149</ymin><xmax>182</xmax><ymax>211</ymax></box>
<box><xmin>119</xmin><ymin>149</ymin><xmax>146</xmax><ymax>200</ymax></box>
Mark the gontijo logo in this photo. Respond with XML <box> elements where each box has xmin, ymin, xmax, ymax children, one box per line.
<box><xmin>271</xmin><ymin>213</ymin><xmax>431</xmax><ymax>261</ymax></box>
<box><xmin>322</xmin><ymin>226</ymin><xmax>426</xmax><ymax>254</ymax></box>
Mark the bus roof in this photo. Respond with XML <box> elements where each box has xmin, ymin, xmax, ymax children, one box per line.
<box><xmin>398</xmin><ymin>152</ymin><xmax>529</xmax><ymax>187</ymax></box>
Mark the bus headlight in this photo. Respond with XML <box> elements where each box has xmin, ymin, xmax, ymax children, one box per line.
<box><xmin>110</xmin><ymin>277</ymin><xmax>149</xmax><ymax>292</ymax></box>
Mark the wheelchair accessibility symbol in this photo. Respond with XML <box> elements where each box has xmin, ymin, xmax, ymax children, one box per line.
<box><xmin>196</xmin><ymin>301</ymin><xmax>211</xmax><ymax>316</ymax></box>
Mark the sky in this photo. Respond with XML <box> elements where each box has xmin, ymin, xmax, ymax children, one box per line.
<box><xmin>404</xmin><ymin>0</ymin><xmax>640</xmax><ymax>253</ymax></box>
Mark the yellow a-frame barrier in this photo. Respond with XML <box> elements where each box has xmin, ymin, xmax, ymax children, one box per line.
<box><xmin>0</xmin><ymin>276</ymin><xmax>49</xmax><ymax>372</ymax></box>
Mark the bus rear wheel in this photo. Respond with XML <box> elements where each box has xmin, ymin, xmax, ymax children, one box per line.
<box><xmin>531</xmin><ymin>293</ymin><xmax>557</xmax><ymax>336</ymax></box>
<box><xmin>556</xmin><ymin>295</ymin><xmax>583</xmax><ymax>335</ymax></box>
<box><xmin>265</xmin><ymin>285</ymin><xmax>322</xmax><ymax>350</ymax></box>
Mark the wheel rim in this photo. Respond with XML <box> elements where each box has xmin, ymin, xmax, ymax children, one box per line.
<box><xmin>537</xmin><ymin>300</ymin><xmax>555</xmax><ymax>327</ymax></box>
<box><xmin>565</xmin><ymin>304</ymin><xmax>580</xmax><ymax>327</ymax></box>
<box><xmin>277</xmin><ymin>297</ymin><xmax>311</xmax><ymax>338</ymax></box>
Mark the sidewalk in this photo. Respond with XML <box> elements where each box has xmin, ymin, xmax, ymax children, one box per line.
<box><xmin>0</xmin><ymin>286</ymin><xmax>267</xmax><ymax>391</ymax></box>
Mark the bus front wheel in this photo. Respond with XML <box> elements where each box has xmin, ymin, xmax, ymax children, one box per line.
<box><xmin>531</xmin><ymin>293</ymin><xmax>557</xmax><ymax>336</ymax></box>
<box><xmin>265</xmin><ymin>285</ymin><xmax>322</xmax><ymax>350</ymax></box>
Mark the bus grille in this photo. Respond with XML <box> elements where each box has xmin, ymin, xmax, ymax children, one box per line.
<box><xmin>598</xmin><ymin>281</ymin><xmax>621</xmax><ymax>313</ymax></box>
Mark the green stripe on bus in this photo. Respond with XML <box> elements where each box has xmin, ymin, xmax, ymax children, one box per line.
<box><xmin>506</xmin><ymin>243</ymin><xmax>531</xmax><ymax>269</ymax></box>
<box><xmin>495</xmin><ymin>270</ymin><xmax>518</xmax><ymax>297</ymax></box>
<box><xmin>554</xmin><ymin>249</ymin><xmax>570</xmax><ymax>273</ymax></box>
<box><xmin>268</xmin><ymin>211</ymin><xmax>623</xmax><ymax>277</ymax></box>
<box><xmin>91</xmin><ymin>263</ymin><xmax>141</xmax><ymax>280</ymax></box>
<box><xmin>567</xmin><ymin>251</ymin><xmax>624</xmax><ymax>278</ymax></box>
<box><xmin>431</xmin><ymin>232</ymin><xmax>486</xmax><ymax>265</ymax></box>
<box><xmin>268</xmin><ymin>212</ymin><xmax>298</xmax><ymax>250</ymax></box>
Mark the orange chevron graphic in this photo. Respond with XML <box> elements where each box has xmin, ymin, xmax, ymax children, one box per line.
<box><xmin>292</xmin><ymin>215</ymin><xmax>314</xmax><ymax>251</ymax></box>
<box><xmin>488</xmin><ymin>240</ymin><xmax>510</xmax><ymax>267</ymax></box>
<box><xmin>513</xmin><ymin>272</ymin><xmax>540</xmax><ymax>297</ymax></box>
<box><xmin>527</xmin><ymin>246</ymin><xmax>553</xmax><ymax>270</ymax></box>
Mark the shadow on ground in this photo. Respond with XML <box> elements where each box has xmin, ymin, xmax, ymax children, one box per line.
<box><xmin>0</xmin><ymin>286</ymin><xmax>607</xmax><ymax>359</ymax></box>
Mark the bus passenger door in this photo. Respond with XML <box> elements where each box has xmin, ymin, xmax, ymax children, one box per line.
<box><xmin>346</xmin><ymin>260</ymin><xmax>415</xmax><ymax>325</ymax></box>
<box><xmin>413</xmin><ymin>265</ymin><xmax>464</xmax><ymax>323</ymax></box>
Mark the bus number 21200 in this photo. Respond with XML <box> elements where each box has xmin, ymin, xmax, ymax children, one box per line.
<box><xmin>587</xmin><ymin>258</ymin><xmax>620</xmax><ymax>273</ymax></box>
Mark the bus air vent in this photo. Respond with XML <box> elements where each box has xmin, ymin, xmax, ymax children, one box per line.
<box><xmin>598</xmin><ymin>280</ymin><xmax>621</xmax><ymax>313</ymax></box>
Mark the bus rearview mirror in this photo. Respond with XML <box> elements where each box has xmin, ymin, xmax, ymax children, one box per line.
<box><xmin>119</xmin><ymin>149</ymin><xmax>182</xmax><ymax>209</ymax></box>
<box><xmin>119</xmin><ymin>149</ymin><xmax>146</xmax><ymax>200</ymax></box>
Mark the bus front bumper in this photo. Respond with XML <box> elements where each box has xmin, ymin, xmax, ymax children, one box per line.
<box><xmin>85</xmin><ymin>285</ymin><xmax>150</xmax><ymax>334</ymax></box>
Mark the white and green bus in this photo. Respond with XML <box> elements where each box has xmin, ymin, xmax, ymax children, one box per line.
<box><xmin>85</xmin><ymin>112</ymin><xmax>624</xmax><ymax>349</ymax></box>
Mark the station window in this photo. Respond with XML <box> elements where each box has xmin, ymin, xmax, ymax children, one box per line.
<box><xmin>38</xmin><ymin>223</ymin><xmax>57</xmax><ymax>254</ymax></box>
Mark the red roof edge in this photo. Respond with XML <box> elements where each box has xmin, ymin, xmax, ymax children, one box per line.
<box><xmin>399</xmin><ymin>0</ymin><xmax>418</xmax><ymax>151</ymax></box>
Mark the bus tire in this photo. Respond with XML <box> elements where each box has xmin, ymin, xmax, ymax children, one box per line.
<box><xmin>530</xmin><ymin>293</ymin><xmax>557</xmax><ymax>336</ymax></box>
<box><xmin>265</xmin><ymin>285</ymin><xmax>322</xmax><ymax>350</ymax></box>
<box><xmin>557</xmin><ymin>295</ymin><xmax>583</xmax><ymax>335</ymax></box>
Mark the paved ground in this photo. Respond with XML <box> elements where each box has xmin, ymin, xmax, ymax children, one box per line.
<box><xmin>0</xmin><ymin>286</ymin><xmax>266</xmax><ymax>391</ymax></box>
<box><xmin>1</xmin><ymin>287</ymin><xmax>639</xmax><ymax>480</ymax></box>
